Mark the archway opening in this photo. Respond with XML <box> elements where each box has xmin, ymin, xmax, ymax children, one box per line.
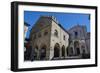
<box><xmin>34</xmin><ymin>46</ymin><xmax>38</xmax><ymax>60</ymax></box>
<box><xmin>40</xmin><ymin>45</ymin><xmax>46</xmax><ymax>60</ymax></box>
<box><xmin>81</xmin><ymin>45</ymin><xmax>86</xmax><ymax>54</ymax></box>
<box><xmin>76</xmin><ymin>48</ymin><xmax>80</xmax><ymax>55</ymax></box>
<box><xmin>74</xmin><ymin>41</ymin><xmax>80</xmax><ymax>56</ymax></box>
<box><xmin>54</xmin><ymin>43</ymin><xmax>60</xmax><ymax>58</ymax></box>
<box><xmin>30</xmin><ymin>46</ymin><xmax>38</xmax><ymax>61</ymax></box>
<box><xmin>67</xmin><ymin>47</ymin><xmax>73</xmax><ymax>56</ymax></box>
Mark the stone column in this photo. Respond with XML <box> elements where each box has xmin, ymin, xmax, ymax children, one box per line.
<box><xmin>79</xmin><ymin>41</ymin><xmax>82</xmax><ymax>55</ymax></box>
<box><xmin>72</xmin><ymin>41</ymin><xmax>76</xmax><ymax>56</ymax></box>
<box><xmin>72</xmin><ymin>46</ymin><xmax>76</xmax><ymax>56</ymax></box>
<box><xmin>65</xmin><ymin>47</ymin><xmax>67</xmax><ymax>58</ymax></box>
<box><xmin>49</xmin><ymin>46</ymin><xmax>54</xmax><ymax>60</ymax></box>
<box><xmin>59</xmin><ymin>47</ymin><xmax>62</xmax><ymax>58</ymax></box>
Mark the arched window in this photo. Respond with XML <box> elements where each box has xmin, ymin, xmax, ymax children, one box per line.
<box><xmin>63</xmin><ymin>35</ymin><xmax>65</xmax><ymax>40</ymax></box>
<box><xmin>54</xmin><ymin>29</ymin><xmax>58</xmax><ymax>37</ymax></box>
<box><xmin>74</xmin><ymin>31</ymin><xmax>78</xmax><ymax>38</ymax></box>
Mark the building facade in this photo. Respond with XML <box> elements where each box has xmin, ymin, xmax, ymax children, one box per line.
<box><xmin>67</xmin><ymin>25</ymin><xmax>90</xmax><ymax>59</ymax></box>
<box><xmin>27</xmin><ymin>16</ymin><xmax>90</xmax><ymax>61</ymax></box>
<box><xmin>29</xmin><ymin>16</ymin><xmax>69</xmax><ymax>60</ymax></box>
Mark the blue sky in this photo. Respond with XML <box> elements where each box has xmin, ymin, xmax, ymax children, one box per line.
<box><xmin>24</xmin><ymin>11</ymin><xmax>90</xmax><ymax>39</ymax></box>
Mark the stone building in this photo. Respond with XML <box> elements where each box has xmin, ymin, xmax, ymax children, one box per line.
<box><xmin>67</xmin><ymin>25</ymin><xmax>90</xmax><ymax>59</ymax></box>
<box><xmin>29</xmin><ymin>16</ymin><xmax>69</xmax><ymax>60</ymax></box>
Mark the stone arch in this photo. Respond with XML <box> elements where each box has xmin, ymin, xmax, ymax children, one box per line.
<box><xmin>54</xmin><ymin>43</ymin><xmax>60</xmax><ymax>58</ymax></box>
<box><xmin>40</xmin><ymin>44</ymin><xmax>47</xmax><ymax>60</ymax></box>
<box><xmin>67</xmin><ymin>47</ymin><xmax>73</xmax><ymax>56</ymax></box>
<box><xmin>74</xmin><ymin>41</ymin><xmax>80</xmax><ymax>56</ymax></box>
<box><xmin>81</xmin><ymin>43</ymin><xmax>86</xmax><ymax>54</ymax></box>
<box><xmin>30</xmin><ymin>45</ymin><xmax>38</xmax><ymax>61</ymax></box>
<box><xmin>61</xmin><ymin>45</ymin><xmax>65</xmax><ymax>57</ymax></box>
<box><xmin>34</xmin><ymin>46</ymin><xmax>38</xmax><ymax>60</ymax></box>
